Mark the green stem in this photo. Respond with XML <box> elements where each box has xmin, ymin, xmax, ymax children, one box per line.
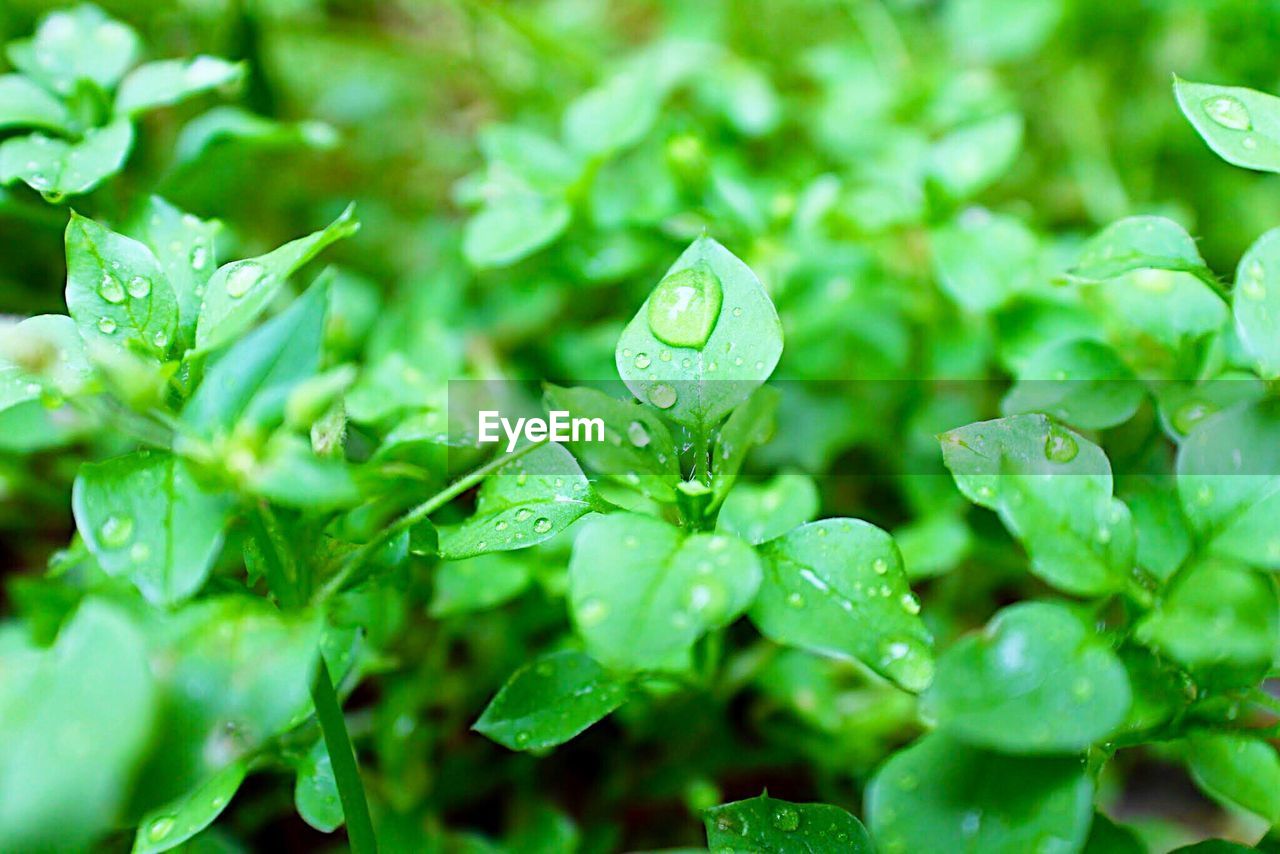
<box><xmin>313</xmin><ymin>441</ymin><xmax>546</xmax><ymax>602</ymax></box>
<box><xmin>310</xmin><ymin>659</ymin><xmax>378</xmax><ymax>854</ymax></box>
<box><xmin>693</xmin><ymin>433</ymin><xmax>710</xmax><ymax>485</ymax></box>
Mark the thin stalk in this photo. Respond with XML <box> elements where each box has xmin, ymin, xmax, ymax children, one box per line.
<box><xmin>313</xmin><ymin>440</ymin><xmax>546</xmax><ymax>602</ymax></box>
<box><xmin>310</xmin><ymin>659</ymin><xmax>378</xmax><ymax>854</ymax></box>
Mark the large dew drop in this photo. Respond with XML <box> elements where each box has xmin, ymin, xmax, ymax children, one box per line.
<box><xmin>646</xmin><ymin>261</ymin><xmax>723</xmax><ymax>349</ymax></box>
<box><xmin>1203</xmin><ymin>95</ymin><xmax>1251</xmax><ymax>131</ymax></box>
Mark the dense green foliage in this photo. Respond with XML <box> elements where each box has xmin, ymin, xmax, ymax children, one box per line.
<box><xmin>7</xmin><ymin>1</ymin><xmax>1280</xmax><ymax>851</ymax></box>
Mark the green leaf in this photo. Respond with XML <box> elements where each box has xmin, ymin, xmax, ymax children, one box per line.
<box><xmin>0</xmin><ymin>601</ymin><xmax>155</xmax><ymax>851</ymax></box>
<box><xmin>894</xmin><ymin>513</ymin><xmax>972</xmax><ymax>580</ymax></box>
<box><xmin>1001</xmin><ymin>338</ymin><xmax>1143</xmax><ymax>430</ymax></box>
<box><xmin>921</xmin><ymin>601</ymin><xmax>1131</xmax><ymax>753</ymax></box>
<box><xmin>931</xmin><ymin>209</ymin><xmax>1039</xmax><ymax>312</ymax></box>
<box><xmin>543</xmin><ymin>383</ymin><xmax>682</xmax><ymax>502</ymax></box>
<box><xmin>477</xmin><ymin>124</ymin><xmax>580</xmax><ymax>192</ymax></box>
<box><xmin>1069</xmin><ymin>216</ymin><xmax>1213</xmax><ymax>283</ymax></box>
<box><xmin>65</xmin><ymin>211</ymin><xmax>178</xmax><ymax>357</ymax></box>
<box><xmin>463</xmin><ymin>192</ymin><xmax>571</xmax><ymax>270</ymax></box>
<box><xmin>133</xmin><ymin>760</ymin><xmax>247</xmax><ymax>854</ymax></box>
<box><xmin>474</xmin><ymin>650</ymin><xmax>628</xmax><ymax>751</ymax></box>
<box><xmin>1135</xmin><ymin>557</ymin><xmax>1277</xmax><ymax>689</ymax></box>
<box><xmin>1176</xmin><ymin>399</ymin><xmax>1280</xmax><ymax>568</ymax></box>
<box><xmin>115</xmin><ymin>56</ymin><xmax>243</xmax><ymax>116</ymax></box>
<box><xmin>569</xmin><ymin>514</ymin><xmax>762</xmax><ymax>671</ymax></box>
<box><xmin>717</xmin><ymin>473</ymin><xmax>819</xmax><ymax>545</ymax></box>
<box><xmin>563</xmin><ymin>70</ymin><xmax>661</xmax><ymax>157</ymax></box>
<box><xmin>749</xmin><ymin>519</ymin><xmax>934</xmax><ymax>692</ymax></box>
<box><xmin>0</xmin><ymin>74</ymin><xmax>71</xmax><ymax>131</ymax></box>
<box><xmin>128</xmin><ymin>196</ymin><xmax>221</xmax><ymax>348</ymax></box>
<box><xmin>1123</xmin><ymin>477</ymin><xmax>1192</xmax><ymax>582</ymax></box>
<box><xmin>144</xmin><ymin>598</ymin><xmax>321</xmax><ymax>790</ymax></box>
<box><xmin>429</xmin><ymin>553</ymin><xmax>532</xmax><ymax>617</ymax></box>
<box><xmin>184</xmin><ymin>281</ymin><xmax>327</xmax><ymax>433</ymax></box>
<box><xmin>616</xmin><ymin>236</ymin><xmax>783</xmax><ymax>432</ymax></box>
<box><xmin>175</xmin><ymin>106</ymin><xmax>338</xmax><ymax>164</ymax></box>
<box><xmin>940</xmin><ymin>415</ymin><xmax>1134</xmax><ymax>596</ymax></box>
<box><xmin>247</xmin><ymin>433</ymin><xmax>361</xmax><ymax>511</ymax></box>
<box><xmin>1232</xmin><ymin>226</ymin><xmax>1280</xmax><ymax>377</ymax></box>
<box><xmin>1086</xmin><ymin>269</ymin><xmax>1227</xmax><ymax>349</ymax></box>
<box><xmin>1187</xmin><ymin>733</ymin><xmax>1280</xmax><ymax>823</ymax></box>
<box><xmin>928</xmin><ymin>113</ymin><xmax>1023</xmax><ymax>199</ymax></box>
<box><xmin>943</xmin><ymin>0</ymin><xmax>1064</xmax><ymax>61</ymax></box>
<box><xmin>1175</xmin><ymin>77</ymin><xmax>1280</xmax><ymax>173</ymax></box>
<box><xmin>438</xmin><ymin>443</ymin><xmax>595</xmax><ymax>559</ymax></box>
<box><xmin>866</xmin><ymin>732</ymin><xmax>1094</xmax><ymax>853</ymax></box>
<box><xmin>194</xmin><ymin>203</ymin><xmax>358</xmax><ymax>353</ymax></box>
<box><xmin>711</xmin><ymin>385</ymin><xmax>780</xmax><ymax>503</ymax></box>
<box><xmin>294</xmin><ymin>740</ymin><xmax>343</xmax><ymax>833</ymax></box>
<box><xmin>6</xmin><ymin>5</ymin><xmax>139</xmax><ymax>95</ymax></box>
<box><xmin>0</xmin><ymin>313</ymin><xmax>93</xmax><ymax>411</ymax></box>
<box><xmin>1083</xmin><ymin>813</ymin><xmax>1145</xmax><ymax>854</ymax></box>
<box><xmin>0</xmin><ymin>119</ymin><xmax>134</xmax><ymax>199</ymax></box>
<box><xmin>704</xmin><ymin>794</ymin><xmax>872</xmax><ymax>853</ymax></box>
<box><xmin>73</xmin><ymin>451</ymin><xmax>233</xmax><ymax>606</ymax></box>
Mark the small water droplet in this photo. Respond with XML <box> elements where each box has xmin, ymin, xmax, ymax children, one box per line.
<box><xmin>772</xmin><ymin>805</ymin><xmax>799</xmax><ymax>832</ymax></box>
<box><xmin>153</xmin><ymin>330</ymin><xmax>169</xmax><ymax>349</ymax></box>
<box><xmin>495</xmin><ymin>520</ymin><xmax>508</xmax><ymax>531</ymax></box>
<box><xmin>127</xmin><ymin>276</ymin><xmax>151</xmax><ymax>298</ymax></box>
<box><xmin>1243</xmin><ymin>136</ymin><xmax>1259</xmax><ymax>150</ymax></box>
<box><xmin>533</xmin><ymin>517</ymin><xmax>552</xmax><ymax>534</ymax></box>
<box><xmin>648</xmin><ymin>383</ymin><xmax>678</xmax><ymax>409</ymax></box>
<box><xmin>786</xmin><ymin>592</ymin><xmax>805</xmax><ymax>608</ymax></box>
<box><xmin>627</xmin><ymin>420</ymin><xmax>651</xmax><ymax>448</ymax></box>
<box><xmin>191</xmin><ymin>244</ymin><xmax>209</xmax><ymax>270</ymax></box>
<box><xmin>147</xmin><ymin>816</ymin><xmax>175</xmax><ymax>841</ymax></box>
<box><xmin>515</xmin><ymin>508</ymin><xmax>532</xmax><ymax>522</ymax></box>
<box><xmin>476</xmin><ymin>540</ymin><xmax>487</xmax><ymax>551</ymax></box>
<box><xmin>872</xmin><ymin>557</ymin><xmax>888</xmax><ymax>575</ymax></box>
<box><xmin>98</xmin><ymin>274</ymin><xmax>125</xmax><ymax>304</ymax></box>
<box><xmin>900</xmin><ymin>593</ymin><xmax>921</xmax><ymax>615</ymax></box>
<box><xmin>633</xmin><ymin>352</ymin><xmax>651</xmax><ymax>369</ymax></box>
<box><xmin>732</xmin><ymin>306</ymin><xmax>743</xmax><ymax>317</ymax></box>
<box><xmin>578</xmin><ymin>598</ymin><xmax>609</xmax><ymax>626</ymax></box>
<box><xmin>225</xmin><ymin>261</ymin><xmax>263</xmax><ymax>298</ymax></box>
<box><xmin>659</xmin><ymin>349</ymin><xmax>672</xmax><ymax>362</ymax></box>
<box><xmin>878</xmin><ymin>637</ymin><xmax>934</xmax><ymax>692</ymax></box>
<box><xmin>130</xmin><ymin>542</ymin><xmax>151</xmax><ymax>562</ymax></box>
<box><xmin>1173</xmin><ymin>400</ymin><xmax>1214</xmax><ymax>434</ymax></box>
<box><xmin>97</xmin><ymin>317</ymin><xmax>117</xmax><ymax>334</ymax></box>
<box><xmin>1044</xmin><ymin>426</ymin><xmax>1078</xmax><ymax>463</ymax></box>
<box><xmin>1203</xmin><ymin>94</ymin><xmax>1251</xmax><ymax>131</ymax></box>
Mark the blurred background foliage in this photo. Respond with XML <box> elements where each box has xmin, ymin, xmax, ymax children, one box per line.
<box><xmin>4</xmin><ymin>0</ymin><xmax>1280</xmax><ymax>850</ymax></box>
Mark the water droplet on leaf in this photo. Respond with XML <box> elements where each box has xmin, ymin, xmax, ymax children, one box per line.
<box><xmin>627</xmin><ymin>420</ymin><xmax>651</xmax><ymax>448</ymax></box>
<box><xmin>533</xmin><ymin>517</ymin><xmax>552</xmax><ymax>534</ymax></box>
<box><xmin>127</xmin><ymin>276</ymin><xmax>151</xmax><ymax>298</ymax></box>
<box><xmin>1044</xmin><ymin>427</ymin><xmax>1078</xmax><ymax>463</ymax></box>
<box><xmin>772</xmin><ymin>805</ymin><xmax>800</xmax><ymax>832</ymax></box>
<box><xmin>97</xmin><ymin>317</ymin><xmax>117</xmax><ymax>334</ymax></box>
<box><xmin>1203</xmin><ymin>95</ymin><xmax>1251</xmax><ymax>131</ymax></box>
<box><xmin>225</xmin><ymin>261</ymin><xmax>264</xmax><ymax>298</ymax></box>
<box><xmin>648</xmin><ymin>383</ymin><xmax>678</xmax><ymax>409</ymax></box>
<box><xmin>646</xmin><ymin>261</ymin><xmax>723</xmax><ymax>349</ymax></box>
<box><xmin>99</xmin><ymin>274</ymin><xmax>125</xmax><ymax>304</ymax></box>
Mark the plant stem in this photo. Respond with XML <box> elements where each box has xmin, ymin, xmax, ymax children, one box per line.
<box><xmin>310</xmin><ymin>659</ymin><xmax>378</xmax><ymax>854</ymax></box>
<box><xmin>314</xmin><ymin>440</ymin><xmax>546</xmax><ymax>602</ymax></box>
